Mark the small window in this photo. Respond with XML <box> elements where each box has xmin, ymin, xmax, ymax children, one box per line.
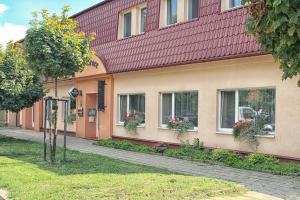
<box><xmin>119</xmin><ymin>94</ymin><xmax>145</xmax><ymax>123</ymax></box>
<box><xmin>161</xmin><ymin>91</ymin><xmax>198</xmax><ymax>127</ymax></box>
<box><xmin>123</xmin><ymin>12</ymin><xmax>132</xmax><ymax>38</ymax></box>
<box><xmin>167</xmin><ymin>0</ymin><xmax>177</xmax><ymax>25</ymax></box>
<box><xmin>187</xmin><ymin>0</ymin><xmax>199</xmax><ymax>20</ymax></box>
<box><xmin>219</xmin><ymin>88</ymin><xmax>276</xmax><ymax>135</ymax></box>
<box><xmin>229</xmin><ymin>0</ymin><xmax>242</xmax><ymax>8</ymax></box>
<box><xmin>140</xmin><ymin>7</ymin><xmax>147</xmax><ymax>33</ymax></box>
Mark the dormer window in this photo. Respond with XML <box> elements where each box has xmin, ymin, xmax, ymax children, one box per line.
<box><xmin>221</xmin><ymin>0</ymin><xmax>243</xmax><ymax>11</ymax></box>
<box><xmin>140</xmin><ymin>7</ymin><xmax>147</xmax><ymax>33</ymax></box>
<box><xmin>167</xmin><ymin>0</ymin><xmax>177</xmax><ymax>25</ymax></box>
<box><xmin>160</xmin><ymin>0</ymin><xmax>199</xmax><ymax>28</ymax></box>
<box><xmin>187</xmin><ymin>0</ymin><xmax>199</xmax><ymax>20</ymax></box>
<box><xmin>229</xmin><ymin>0</ymin><xmax>242</xmax><ymax>8</ymax></box>
<box><xmin>123</xmin><ymin>12</ymin><xmax>132</xmax><ymax>37</ymax></box>
<box><xmin>118</xmin><ymin>3</ymin><xmax>147</xmax><ymax>39</ymax></box>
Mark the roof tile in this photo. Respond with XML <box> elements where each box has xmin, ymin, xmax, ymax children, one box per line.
<box><xmin>75</xmin><ymin>0</ymin><xmax>261</xmax><ymax>73</ymax></box>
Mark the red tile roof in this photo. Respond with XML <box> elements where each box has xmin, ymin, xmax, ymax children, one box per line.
<box><xmin>75</xmin><ymin>0</ymin><xmax>261</xmax><ymax>73</ymax></box>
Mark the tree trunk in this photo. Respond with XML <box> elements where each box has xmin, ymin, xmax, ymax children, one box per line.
<box><xmin>51</xmin><ymin>78</ymin><xmax>58</xmax><ymax>163</ymax></box>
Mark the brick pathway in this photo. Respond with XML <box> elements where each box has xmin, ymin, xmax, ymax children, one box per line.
<box><xmin>0</xmin><ymin>128</ymin><xmax>299</xmax><ymax>200</ymax></box>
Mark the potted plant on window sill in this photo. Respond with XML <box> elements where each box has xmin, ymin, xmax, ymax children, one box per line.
<box><xmin>123</xmin><ymin>112</ymin><xmax>144</xmax><ymax>133</ymax></box>
<box><xmin>167</xmin><ymin>117</ymin><xmax>194</xmax><ymax>137</ymax></box>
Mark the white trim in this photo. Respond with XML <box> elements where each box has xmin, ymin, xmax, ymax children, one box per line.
<box><xmin>32</xmin><ymin>106</ymin><xmax>34</xmax><ymax>128</ymax></box>
<box><xmin>159</xmin><ymin>91</ymin><xmax>198</xmax><ymax>129</ymax></box>
<box><xmin>138</xmin><ymin>5</ymin><xmax>147</xmax><ymax>34</ymax></box>
<box><xmin>217</xmin><ymin>87</ymin><xmax>276</xmax><ymax>135</ymax></box>
<box><xmin>117</xmin><ymin>93</ymin><xmax>145</xmax><ymax>124</ymax></box>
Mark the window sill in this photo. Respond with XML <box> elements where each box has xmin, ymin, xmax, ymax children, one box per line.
<box><xmin>216</xmin><ymin>131</ymin><xmax>275</xmax><ymax>139</ymax></box>
<box><xmin>118</xmin><ymin>32</ymin><xmax>146</xmax><ymax>41</ymax></box>
<box><xmin>159</xmin><ymin>18</ymin><xmax>199</xmax><ymax>31</ymax></box>
<box><xmin>220</xmin><ymin>5</ymin><xmax>247</xmax><ymax>14</ymax></box>
<box><xmin>116</xmin><ymin>123</ymin><xmax>145</xmax><ymax>128</ymax></box>
<box><xmin>158</xmin><ymin>126</ymin><xmax>198</xmax><ymax>133</ymax></box>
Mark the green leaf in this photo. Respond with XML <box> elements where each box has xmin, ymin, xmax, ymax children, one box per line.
<box><xmin>288</xmin><ymin>27</ymin><xmax>296</xmax><ymax>36</ymax></box>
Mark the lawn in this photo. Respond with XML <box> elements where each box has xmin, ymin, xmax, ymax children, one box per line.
<box><xmin>0</xmin><ymin>135</ymin><xmax>245</xmax><ymax>200</ymax></box>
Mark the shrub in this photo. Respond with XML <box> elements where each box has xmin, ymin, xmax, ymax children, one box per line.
<box><xmin>192</xmin><ymin>138</ymin><xmax>204</xmax><ymax>150</ymax></box>
<box><xmin>97</xmin><ymin>140</ymin><xmax>153</xmax><ymax>153</ymax></box>
<box><xmin>245</xmin><ymin>152</ymin><xmax>279</xmax><ymax>166</ymax></box>
<box><xmin>212</xmin><ymin>149</ymin><xmax>241</xmax><ymax>166</ymax></box>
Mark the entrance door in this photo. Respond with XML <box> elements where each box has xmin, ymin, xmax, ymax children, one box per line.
<box><xmin>85</xmin><ymin>93</ymin><xmax>98</xmax><ymax>139</ymax></box>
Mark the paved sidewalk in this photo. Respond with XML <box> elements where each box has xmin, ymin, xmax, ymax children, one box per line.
<box><xmin>0</xmin><ymin>128</ymin><xmax>299</xmax><ymax>200</ymax></box>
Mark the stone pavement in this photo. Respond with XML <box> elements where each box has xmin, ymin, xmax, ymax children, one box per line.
<box><xmin>0</xmin><ymin>128</ymin><xmax>299</xmax><ymax>200</ymax></box>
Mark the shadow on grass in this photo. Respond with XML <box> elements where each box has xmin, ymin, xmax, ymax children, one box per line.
<box><xmin>0</xmin><ymin>135</ymin><xmax>175</xmax><ymax>176</ymax></box>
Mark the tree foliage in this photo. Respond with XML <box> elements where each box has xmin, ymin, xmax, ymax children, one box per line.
<box><xmin>0</xmin><ymin>42</ymin><xmax>44</xmax><ymax>112</ymax></box>
<box><xmin>243</xmin><ymin>0</ymin><xmax>300</xmax><ymax>86</ymax></box>
<box><xmin>24</xmin><ymin>6</ymin><xmax>95</xmax><ymax>163</ymax></box>
<box><xmin>25</xmin><ymin>6</ymin><xmax>95</xmax><ymax>80</ymax></box>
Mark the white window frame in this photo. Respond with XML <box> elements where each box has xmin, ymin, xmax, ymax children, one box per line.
<box><xmin>186</xmin><ymin>0</ymin><xmax>199</xmax><ymax>21</ymax></box>
<box><xmin>160</xmin><ymin>91</ymin><xmax>198</xmax><ymax>130</ymax></box>
<box><xmin>138</xmin><ymin>5</ymin><xmax>147</xmax><ymax>34</ymax></box>
<box><xmin>218</xmin><ymin>87</ymin><xmax>276</xmax><ymax>134</ymax></box>
<box><xmin>166</xmin><ymin>0</ymin><xmax>178</xmax><ymax>26</ymax></box>
<box><xmin>118</xmin><ymin>93</ymin><xmax>145</xmax><ymax>125</ymax></box>
<box><xmin>123</xmin><ymin>11</ymin><xmax>132</xmax><ymax>38</ymax></box>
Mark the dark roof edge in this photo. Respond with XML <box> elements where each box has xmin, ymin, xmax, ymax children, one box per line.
<box><xmin>70</xmin><ymin>0</ymin><xmax>112</xmax><ymax>18</ymax></box>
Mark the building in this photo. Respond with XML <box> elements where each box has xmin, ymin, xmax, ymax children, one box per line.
<box><xmin>20</xmin><ymin>0</ymin><xmax>300</xmax><ymax>160</ymax></box>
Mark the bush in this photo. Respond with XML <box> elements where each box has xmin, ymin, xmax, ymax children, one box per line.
<box><xmin>97</xmin><ymin>139</ymin><xmax>153</xmax><ymax>153</ymax></box>
<box><xmin>242</xmin><ymin>152</ymin><xmax>300</xmax><ymax>175</ymax></box>
<box><xmin>245</xmin><ymin>152</ymin><xmax>279</xmax><ymax>166</ymax></box>
<box><xmin>211</xmin><ymin>149</ymin><xmax>242</xmax><ymax>166</ymax></box>
<box><xmin>96</xmin><ymin>139</ymin><xmax>300</xmax><ymax>176</ymax></box>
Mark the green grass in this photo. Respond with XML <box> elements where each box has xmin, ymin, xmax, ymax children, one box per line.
<box><xmin>97</xmin><ymin>139</ymin><xmax>300</xmax><ymax>176</ymax></box>
<box><xmin>0</xmin><ymin>135</ymin><xmax>245</xmax><ymax>200</ymax></box>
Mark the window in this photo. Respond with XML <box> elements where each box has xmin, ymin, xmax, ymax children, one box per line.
<box><xmin>167</xmin><ymin>0</ymin><xmax>177</xmax><ymax>25</ymax></box>
<box><xmin>119</xmin><ymin>94</ymin><xmax>145</xmax><ymax>123</ymax></box>
<box><xmin>118</xmin><ymin>4</ymin><xmax>147</xmax><ymax>39</ymax></box>
<box><xmin>140</xmin><ymin>7</ymin><xmax>147</xmax><ymax>33</ymax></box>
<box><xmin>161</xmin><ymin>91</ymin><xmax>198</xmax><ymax>128</ymax></box>
<box><xmin>219</xmin><ymin>88</ymin><xmax>276</xmax><ymax>134</ymax></box>
<box><xmin>187</xmin><ymin>0</ymin><xmax>199</xmax><ymax>20</ymax></box>
<box><xmin>229</xmin><ymin>0</ymin><xmax>242</xmax><ymax>8</ymax></box>
<box><xmin>123</xmin><ymin>12</ymin><xmax>132</xmax><ymax>38</ymax></box>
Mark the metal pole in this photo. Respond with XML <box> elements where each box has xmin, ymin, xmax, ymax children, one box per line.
<box><xmin>43</xmin><ymin>99</ymin><xmax>47</xmax><ymax>161</ymax></box>
<box><xmin>48</xmin><ymin>99</ymin><xmax>52</xmax><ymax>162</ymax></box>
<box><xmin>63</xmin><ymin>101</ymin><xmax>67</xmax><ymax>161</ymax></box>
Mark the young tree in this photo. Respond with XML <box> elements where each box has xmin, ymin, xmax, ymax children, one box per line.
<box><xmin>243</xmin><ymin>0</ymin><xmax>300</xmax><ymax>86</ymax></box>
<box><xmin>25</xmin><ymin>6</ymin><xmax>95</xmax><ymax>163</ymax></box>
<box><xmin>0</xmin><ymin>42</ymin><xmax>44</xmax><ymax>114</ymax></box>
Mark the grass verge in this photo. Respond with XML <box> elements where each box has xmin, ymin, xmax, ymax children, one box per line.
<box><xmin>0</xmin><ymin>135</ymin><xmax>245</xmax><ymax>200</ymax></box>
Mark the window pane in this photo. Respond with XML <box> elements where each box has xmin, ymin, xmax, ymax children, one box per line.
<box><xmin>129</xmin><ymin>94</ymin><xmax>145</xmax><ymax>123</ymax></box>
<box><xmin>162</xmin><ymin>93</ymin><xmax>172</xmax><ymax>125</ymax></box>
<box><xmin>124</xmin><ymin>12</ymin><xmax>132</xmax><ymax>37</ymax></box>
<box><xmin>174</xmin><ymin>92</ymin><xmax>198</xmax><ymax>127</ymax></box>
<box><xmin>167</xmin><ymin>0</ymin><xmax>177</xmax><ymax>25</ymax></box>
<box><xmin>238</xmin><ymin>89</ymin><xmax>276</xmax><ymax>134</ymax></box>
<box><xmin>220</xmin><ymin>91</ymin><xmax>235</xmax><ymax>129</ymax></box>
<box><xmin>230</xmin><ymin>0</ymin><xmax>242</xmax><ymax>8</ymax></box>
<box><xmin>140</xmin><ymin>7</ymin><xmax>147</xmax><ymax>33</ymax></box>
<box><xmin>188</xmin><ymin>0</ymin><xmax>199</xmax><ymax>20</ymax></box>
<box><xmin>119</xmin><ymin>95</ymin><xmax>127</xmax><ymax>122</ymax></box>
